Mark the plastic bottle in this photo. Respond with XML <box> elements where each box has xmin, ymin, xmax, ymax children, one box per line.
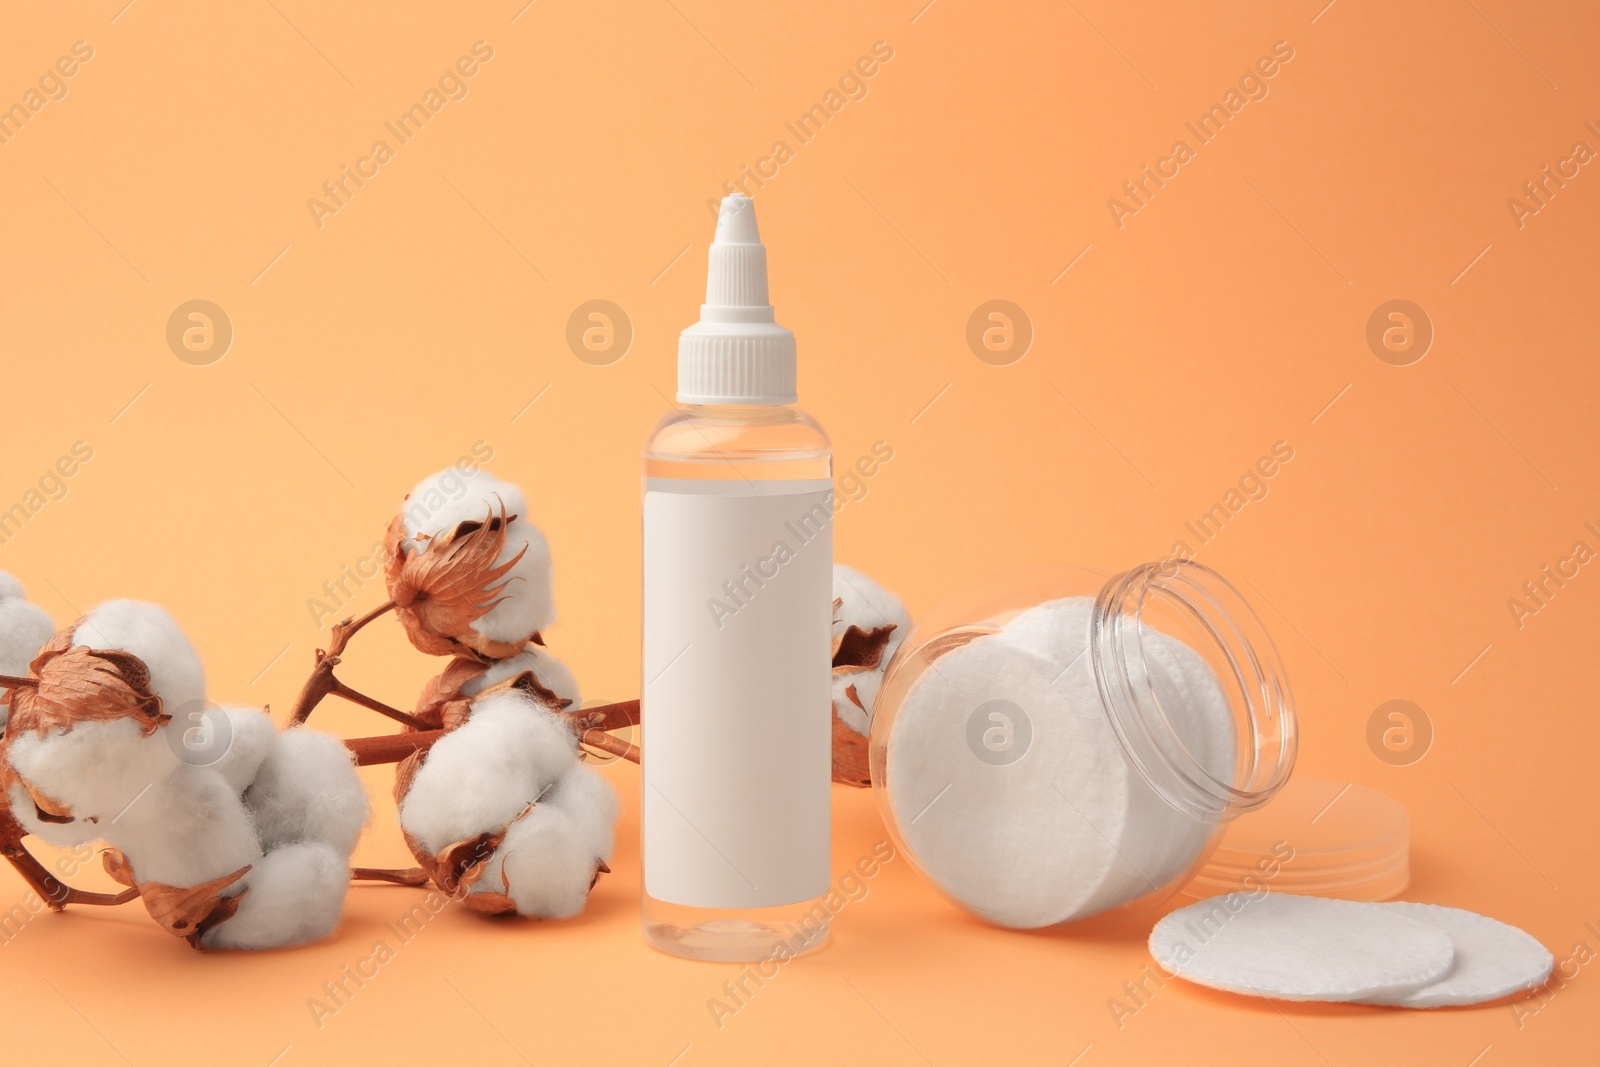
<box><xmin>641</xmin><ymin>195</ymin><xmax>833</xmax><ymax>962</ymax></box>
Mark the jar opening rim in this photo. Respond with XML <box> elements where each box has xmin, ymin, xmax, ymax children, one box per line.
<box><xmin>1091</xmin><ymin>560</ymin><xmax>1297</xmax><ymax>822</ymax></box>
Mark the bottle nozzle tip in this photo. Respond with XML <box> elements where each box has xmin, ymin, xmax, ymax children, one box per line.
<box><xmin>715</xmin><ymin>195</ymin><xmax>761</xmax><ymax>245</ymax></box>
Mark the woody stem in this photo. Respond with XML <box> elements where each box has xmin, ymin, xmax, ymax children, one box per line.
<box><xmin>0</xmin><ymin>803</ymin><xmax>138</xmax><ymax>910</ymax></box>
<box><xmin>0</xmin><ymin>675</ymin><xmax>39</xmax><ymax>689</ymax></box>
<box><xmin>347</xmin><ymin>730</ymin><xmax>444</xmax><ymax>766</ymax></box>
<box><xmin>580</xmin><ymin>729</ymin><xmax>640</xmax><ymax>763</ymax></box>
<box><xmin>343</xmin><ymin>699</ymin><xmax>642</xmax><ymax>766</ymax></box>
<box><xmin>352</xmin><ymin>867</ymin><xmax>430</xmax><ymax>886</ymax></box>
<box><xmin>583</xmin><ymin>699</ymin><xmax>639</xmax><ymax>733</ymax></box>
<box><xmin>288</xmin><ymin>600</ymin><xmax>397</xmax><ymax>726</ymax></box>
<box><xmin>329</xmin><ymin>679</ymin><xmax>429</xmax><ymax>731</ymax></box>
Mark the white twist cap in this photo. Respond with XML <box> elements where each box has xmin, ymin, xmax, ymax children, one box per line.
<box><xmin>677</xmin><ymin>195</ymin><xmax>798</xmax><ymax>405</ymax></box>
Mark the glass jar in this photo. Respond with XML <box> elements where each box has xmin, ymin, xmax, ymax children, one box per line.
<box><xmin>868</xmin><ymin>559</ymin><xmax>1296</xmax><ymax>931</ymax></box>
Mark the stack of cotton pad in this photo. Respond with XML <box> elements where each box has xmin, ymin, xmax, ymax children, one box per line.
<box><xmin>885</xmin><ymin>597</ymin><xmax>1237</xmax><ymax>928</ymax></box>
<box><xmin>1150</xmin><ymin>894</ymin><xmax>1553</xmax><ymax>1007</ymax></box>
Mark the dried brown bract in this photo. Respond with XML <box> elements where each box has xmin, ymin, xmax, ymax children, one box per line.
<box><xmin>104</xmin><ymin>848</ymin><xmax>253</xmax><ymax>948</ymax></box>
<box><xmin>7</xmin><ymin>624</ymin><xmax>168</xmax><ymax>739</ymax></box>
<box><xmin>829</xmin><ymin>566</ymin><xmax>911</xmax><ymax>787</ymax></box>
<box><xmin>385</xmin><ymin>505</ymin><xmax>531</xmax><ymax>661</ymax></box>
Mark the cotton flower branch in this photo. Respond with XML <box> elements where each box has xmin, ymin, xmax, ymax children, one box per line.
<box><xmin>0</xmin><ymin>474</ymin><xmax>915</xmax><ymax>948</ymax></box>
<box><xmin>0</xmin><ymin>591</ymin><xmax>371</xmax><ymax>949</ymax></box>
<box><xmin>286</xmin><ymin>599</ymin><xmax>425</xmax><ymax>729</ymax></box>
<box><xmin>300</xmin><ymin>469</ymin><xmax>633</xmax><ymax>921</ymax></box>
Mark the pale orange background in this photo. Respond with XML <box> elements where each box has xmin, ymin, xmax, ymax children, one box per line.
<box><xmin>1</xmin><ymin>1</ymin><xmax>1597</xmax><ymax>1063</ymax></box>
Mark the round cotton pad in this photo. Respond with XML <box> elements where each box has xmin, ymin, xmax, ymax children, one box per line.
<box><xmin>887</xmin><ymin>636</ymin><xmax>1129</xmax><ymax>928</ymax></box>
<box><xmin>886</xmin><ymin>597</ymin><xmax>1240</xmax><ymax>928</ymax></box>
<box><xmin>1150</xmin><ymin>894</ymin><xmax>1455</xmax><ymax>1001</ymax></box>
<box><xmin>998</xmin><ymin>598</ymin><xmax>1237</xmax><ymax>916</ymax></box>
<box><xmin>1354</xmin><ymin>903</ymin><xmax>1553</xmax><ymax>1008</ymax></box>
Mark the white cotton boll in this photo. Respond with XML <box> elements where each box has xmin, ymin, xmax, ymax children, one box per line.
<box><xmin>202</xmin><ymin>842</ymin><xmax>349</xmax><ymax>950</ymax></box>
<box><xmin>72</xmin><ymin>600</ymin><xmax>206</xmax><ymax>718</ymax></box>
<box><xmin>0</xmin><ymin>593</ymin><xmax>54</xmax><ymax>726</ymax></box>
<box><xmin>461</xmin><ymin>646</ymin><xmax>580</xmax><ymax>707</ymax></box>
<box><xmin>469</xmin><ymin>520</ymin><xmax>556</xmax><ymax>644</ymax></box>
<box><xmin>833</xmin><ymin>564</ymin><xmax>911</xmax><ymax>666</ymax></box>
<box><xmin>0</xmin><ymin>572</ymin><xmax>24</xmax><ymax>601</ymax></box>
<box><xmin>831</xmin><ymin>672</ymin><xmax>872</xmax><ymax>735</ymax></box>
<box><xmin>852</xmin><ymin>670</ymin><xmax>885</xmax><ymax>719</ymax></box>
<box><xmin>400</xmin><ymin>716</ymin><xmax>534</xmax><ymax>853</ymax></box>
<box><xmin>542</xmin><ymin>764</ymin><xmax>618</xmax><ymax>862</ymax></box>
<box><xmin>8</xmin><ymin>717</ymin><xmax>180</xmax><ymax>827</ymax></box>
<box><xmin>243</xmin><ymin>727</ymin><xmax>371</xmax><ymax>857</ymax></box>
<box><xmin>107</xmin><ymin>764</ymin><xmax>262</xmax><ymax>888</ymax></box>
<box><xmin>399</xmin><ymin>692</ymin><xmax>576</xmax><ymax>855</ymax></box>
<box><xmin>464</xmin><ymin>691</ymin><xmax>576</xmax><ymax>792</ymax></box>
<box><xmin>6</xmin><ymin>782</ymin><xmax>98</xmax><ymax>847</ymax></box>
<box><xmin>397</xmin><ymin>469</ymin><xmax>557</xmax><ymax>644</ymax></box>
<box><xmin>0</xmin><ymin>595</ymin><xmax>54</xmax><ymax>677</ymax></box>
<box><xmin>479</xmin><ymin>803</ymin><xmax>595</xmax><ymax>919</ymax></box>
<box><xmin>203</xmin><ymin>707</ymin><xmax>277</xmax><ymax>796</ymax></box>
<box><xmin>401</xmin><ymin>469</ymin><xmax>529</xmax><ymax>547</ymax></box>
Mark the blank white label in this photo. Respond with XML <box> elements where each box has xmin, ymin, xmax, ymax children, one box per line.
<box><xmin>642</xmin><ymin>478</ymin><xmax>833</xmax><ymax>909</ymax></box>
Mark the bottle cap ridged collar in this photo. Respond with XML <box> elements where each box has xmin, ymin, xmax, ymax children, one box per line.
<box><xmin>678</xmin><ymin>195</ymin><xmax>798</xmax><ymax>405</ymax></box>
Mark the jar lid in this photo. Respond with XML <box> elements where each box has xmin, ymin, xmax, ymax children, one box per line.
<box><xmin>1180</xmin><ymin>776</ymin><xmax>1410</xmax><ymax>901</ymax></box>
<box><xmin>1091</xmin><ymin>560</ymin><xmax>1297</xmax><ymax>822</ymax></box>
